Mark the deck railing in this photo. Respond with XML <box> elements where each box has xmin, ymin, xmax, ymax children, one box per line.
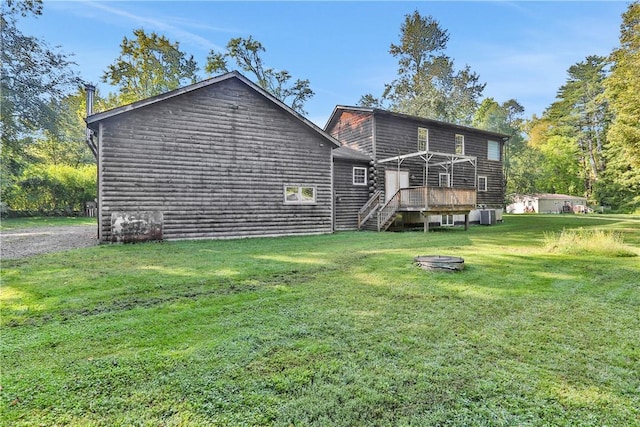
<box><xmin>392</xmin><ymin>186</ymin><xmax>476</xmax><ymax>211</ymax></box>
<box><xmin>357</xmin><ymin>190</ymin><xmax>382</xmax><ymax>229</ymax></box>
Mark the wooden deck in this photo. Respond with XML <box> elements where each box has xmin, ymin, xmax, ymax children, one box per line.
<box><xmin>372</xmin><ymin>186</ymin><xmax>477</xmax><ymax>231</ymax></box>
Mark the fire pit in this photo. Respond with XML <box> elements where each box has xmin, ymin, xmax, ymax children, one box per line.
<box><xmin>414</xmin><ymin>255</ymin><xmax>465</xmax><ymax>272</ymax></box>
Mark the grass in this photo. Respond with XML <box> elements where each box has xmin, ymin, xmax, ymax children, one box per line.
<box><xmin>0</xmin><ymin>216</ymin><xmax>96</xmax><ymax>231</ymax></box>
<box><xmin>1</xmin><ymin>214</ymin><xmax>639</xmax><ymax>426</ymax></box>
<box><xmin>544</xmin><ymin>227</ymin><xmax>637</xmax><ymax>257</ymax></box>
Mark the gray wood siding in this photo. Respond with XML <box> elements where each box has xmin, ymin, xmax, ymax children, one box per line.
<box><xmin>98</xmin><ymin>78</ymin><xmax>333</xmax><ymax>241</ymax></box>
<box><xmin>328</xmin><ymin>111</ymin><xmax>374</xmax><ymax>157</ymax></box>
<box><xmin>333</xmin><ymin>159</ymin><xmax>371</xmax><ymax>231</ymax></box>
<box><xmin>374</xmin><ymin>113</ymin><xmax>504</xmax><ymax>206</ymax></box>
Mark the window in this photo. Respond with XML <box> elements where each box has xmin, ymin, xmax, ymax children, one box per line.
<box><xmin>418</xmin><ymin>127</ymin><xmax>429</xmax><ymax>151</ymax></box>
<box><xmin>442</xmin><ymin>214</ymin><xmax>455</xmax><ymax>226</ymax></box>
<box><xmin>439</xmin><ymin>173</ymin><xmax>450</xmax><ymax>187</ymax></box>
<box><xmin>488</xmin><ymin>140</ymin><xmax>500</xmax><ymax>161</ymax></box>
<box><xmin>455</xmin><ymin>134</ymin><xmax>465</xmax><ymax>155</ymax></box>
<box><xmin>284</xmin><ymin>185</ymin><xmax>316</xmax><ymax>204</ymax></box>
<box><xmin>478</xmin><ymin>176</ymin><xmax>488</xmax><ymax>192</ymax></box>
<box><xmin>353</xmin><ymin>167</ymin><xmax>367</xmax><ymax>185</ymax></box>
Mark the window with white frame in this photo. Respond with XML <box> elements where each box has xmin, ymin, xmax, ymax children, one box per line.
<box><xmin>487</xmin><ymin>140</ymin><xmax>500</xmax><ymax>161</ymax></box>
<box><xmin>439</xmin><ymin>173</ymin><xmax>451</xmax><ymax>187</ymax></box>
<box><xmin>478</xmin><ymin>176</ymin><xmax>488</xmax><ymax>192</ymax></box>
<box><xmin>442</xmin><ymin>215</ymin><xmax>455</xmax><ymax>226</ymax></box>
<box><xmin>455</xmin><ymin>134</ymin><xmax>465</xmax><ymax>155</ymax></box>
<box><xmin>418</xmin><ymin>127</ymin><xmax>429</xmax><ymax>151</ymax></box>
<box><xmin>284</xmin><ymin>185</ymin><xmax>316</xmax><ymax>204</ymax></box>
<box><xmin>353</xmin><ymin>167</ymin><xmax>367</xmax><ymax>185</ymax></box>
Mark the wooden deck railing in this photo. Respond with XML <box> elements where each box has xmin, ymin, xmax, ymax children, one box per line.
<box><xmin>357</xmin><ymin>190</ymin><xmax>382</xmax><ymax>229</ymax></box>
<box><xmin>395</xmin><ymin>186</ymin><xmax>477</xmax><ymax>211</ymax></box>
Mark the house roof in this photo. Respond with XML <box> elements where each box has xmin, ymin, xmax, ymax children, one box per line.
<box><xmin>324</xmin><ymin>105</ymin><xmax>510</xmax><ymax>141</ymax></box>
<box><xmin>332</xmin><ymin>145</ymin><xmax>372</xmax><ymax>162</ymax></box>
<box><xmin>86</xmin><ymin>71</ymin><xmax>341</xmax><ymax>148</ymax></box>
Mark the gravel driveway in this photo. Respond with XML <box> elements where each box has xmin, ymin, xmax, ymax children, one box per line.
<box><xmin>1</xmin><ymin>225</ymin><xmax>98</xmax><ymax>260</ymax></box>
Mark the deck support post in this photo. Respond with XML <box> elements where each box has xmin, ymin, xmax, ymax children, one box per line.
<box><xmin>423</xmin><ymin>213</ymin><xmax>429</xmax><ymax>233</ymax></box>
<box><xmin>464</xmin><ymin>214</ymin><xmax>469</xmax><ymax>230</ymax></box>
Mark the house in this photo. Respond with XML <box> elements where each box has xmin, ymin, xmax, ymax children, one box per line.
<box><xmin>325</xmin><ymin>106</ymin><xmax>509</xmax><ymax>230</ymax></box>
<box><xmin>332</xmin><ymin>145</ymin><xmax>372</xmax><ymax>231</ymax></box>
<box><xmin>85</xmin><ymin>71</ymin><xmax>341</xmax><ymax>242</ymax></box>
<box><xmin>506</xmin><ymin>194</ymin><xmax>589</xmax><ymax>214</ymax></box>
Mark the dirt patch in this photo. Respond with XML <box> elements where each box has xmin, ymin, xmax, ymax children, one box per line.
<box><xmin>1</xmin><ymin>225</ymin><xmax>98</xmax><ymax>260</ymax></box>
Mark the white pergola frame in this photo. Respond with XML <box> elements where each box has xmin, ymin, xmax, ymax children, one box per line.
<box><xmin>377</xmin><ymin>150</ymin><xmax>478</xmax><ymax>189</ymax></box>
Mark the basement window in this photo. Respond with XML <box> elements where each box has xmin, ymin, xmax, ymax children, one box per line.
<box><xmin>284</xmin><ymin>185</ymin><xmax>316</xmax><ymax>204</ymax></box>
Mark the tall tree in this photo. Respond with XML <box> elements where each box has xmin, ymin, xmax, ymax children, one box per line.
<box><xmin>205</xmin><ymin>36</ymin><xmax>314</xmax><ymax>115</ymax></box>
<box><xmin>603</xmin><ymin>1</ymin><xmax>640</xmax><ymax>211</ymax></box>
<box><xmin>102</xmin><ymin>29</ymin><xmax>199</xmax><ymax>105</ymax></box>
<box><xmin>1</xmin><ymin>0</ymin><xmax>81</xmax><ymax>186</ymax></box>
<box><xmin>359</xmin><ymin>11</ymin><xmax>485</xmax><ymax>125</ymax></box>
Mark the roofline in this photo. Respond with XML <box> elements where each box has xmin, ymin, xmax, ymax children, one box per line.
<box><xmin>325</xmin><ymin>105</ymin><xmax>510</xmax><ymax>140</ymax></box>
<box><xmin>86</xmin><ymin>71</ymin><xmax>341</xmax><ymax>148</ymax></box>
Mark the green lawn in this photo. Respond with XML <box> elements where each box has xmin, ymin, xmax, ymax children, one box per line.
<box><xmin>0</xmin><ymin>216</ymin><xmax>96</xmax><ymax>231</ymax></box>
<box><xmin>1</xmin><ymin>215</ymin><xmax>639</xmax><ymax>426</ymax></box>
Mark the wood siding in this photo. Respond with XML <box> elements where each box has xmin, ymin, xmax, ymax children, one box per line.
<box><xmin>327</xmin><ymin>109</ymin><xmax>505</xmax><ymax>209</ymax></box>
<box><xmin>333</xmin><ymin>159</ymin><xmax>371</xmax><ymax>231</ymax></box>
<box><xmin>97</xmin><ymin>78</ymin><xmax>334</xmax><ymax>241</ymax></box>
<box><xmin>328</xmin><ymin>111</ymin><xmax>375</xmax><ymax>157</ymax></box>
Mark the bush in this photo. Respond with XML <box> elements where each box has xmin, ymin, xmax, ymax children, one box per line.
<box><xmin>3</xmin><ymin>164</ymin><xmax>96</xmax><ymax>216</ymax></box>
<box><xmin>543</xmin><ymin>228</ymin><xmax>637</xmax><ymax>257</ymax></box>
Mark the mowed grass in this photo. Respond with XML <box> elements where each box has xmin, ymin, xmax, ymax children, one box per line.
<box><xmin>0</xmin><ymin>216</ymin><xmax>96</xmax><ymax>231</ymax></box>
<box><xmin>1</xmin><ymin>215</ymin><xmax>639</xmax><ymax>426</ymax></box>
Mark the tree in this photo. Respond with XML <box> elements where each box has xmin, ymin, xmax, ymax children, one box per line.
<box><xmin>360</xmin><ymin>11</ymin><xmax>485</xmax><ymax>125</ymax></box>
<box><xmin>205</xmin><ymin>36</ymin><xmax>314</xmax><ymax>115</ymax></box>
<box><xmin>1</xmin><ymin>0</ymin><xmax>81</xmax><ymax>191</ymax></box>
<box><xmin>473</xmin><ymin>98</ymin><xmax>526</xmax><ymax>196</ymax></box>
<box><xmin>102</xmin><ymin>29</ymin><xmax>199</xmax><ymax>105</ymax></box>
<box><xmin>28</xmin><ymin>87</ymin><xmax>102</xmax><ymax>166</ymax></box>
<box><xmin>603</xmin><ymin>1</ymin><xmax>640</xmax><ymax>211</ymax></box>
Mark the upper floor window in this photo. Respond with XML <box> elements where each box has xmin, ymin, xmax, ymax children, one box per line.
<box><xmin>284</xmin><ymin>185</ymin><xmax>316</xmax><ymax>204</ymax></box>
<box><xmin>487</xmin><ymin>140</ymin><xmax>500</xmax><ymax>161</ymax></box>
<box><xmin>455</xmin><ymin>134</ymin><xmax>465</xmax><ymax>155</ymax></box>
<box><xmin>478</xmin><ymin>176</ymin><xmax>488</xmax><ymax>192</ymax></box>
<box><xmin>439</xmin><ymin>173</ymin><xmax>451</xmax><ymax>187</ymax></box>
<box><xmin>418</xmin><ymin>127</ymin><xmax>429</xmax><ymax>152</ymax></box>
<box><xmin>353</xmin><ymin>167</ymin><xmax>367</xmax><ymax>185</ymax></box>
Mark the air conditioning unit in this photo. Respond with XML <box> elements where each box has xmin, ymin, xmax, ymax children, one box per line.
<box><xmin>480</xmin><ymin>209</ymin><xmax>496</xmax><ymax>225</ymax></box>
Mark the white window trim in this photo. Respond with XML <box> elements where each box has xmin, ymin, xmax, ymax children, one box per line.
<box><xmin>439</xmin><ymin>173</ymin><xmax>451</xmax><ymax>187</ymax></box>
<box><xmin>478</xmin><ymin>176</ymin><xmax>488</xmax><ymax>192</ymax></box>
<box><xmin>442</xmin><ymin>214</ymin><xmax>455</xmax><ymax>226</ymax></box>
<box><xmin>455</xmin><ymin>134</ymin><xmax>465</xmax><ymax>155</ymax></box>
<box><xmin>487</xmin><ymin>140</ymin><xmax>500</xmax><ymax>161</ymax></box>
<box><xmin>418</xmin><ymin>127</ymin><xmax>429</xmax><ymax>152</ymax></box>
<box><xmin>284</xmin><ymin>185</ymin><xmax>317</xmax><ymax>205</ymax></box>
<box><xmin>353</xmin><ymin>167</ymin><xmax>367</xmax><ymax>186</ymax></box>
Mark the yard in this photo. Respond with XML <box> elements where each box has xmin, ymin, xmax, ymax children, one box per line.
<box><xmin>1</xmin><ymin>215</ymin><xmax>639</xmax><ymax>426</ymax></box>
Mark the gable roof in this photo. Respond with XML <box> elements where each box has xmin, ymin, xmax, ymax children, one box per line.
<box><xmin>325</xmin><ymin>105</ymin><xmax>510</xmax><ymax>141</ymax></box>
<box><xmin>86</xmin><ymin>71</ymin><xmax>341</xmax><ymax>148</ymax></box>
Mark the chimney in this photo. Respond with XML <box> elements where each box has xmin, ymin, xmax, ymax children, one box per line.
<box><xmin>85</xmin><ymin>83</ymin><xmax>95</xmax><ymax>117</ymax></box>
<box><xmin>85</xmin><ymin>83</ymin><xmax>97</xmax><ymax>157</ymax></box>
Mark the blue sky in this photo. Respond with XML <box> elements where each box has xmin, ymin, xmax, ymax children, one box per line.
<box><xmin>20</xmin><ymin>1</ymin><xmax>627</xmax><ymax>126</ymax></box>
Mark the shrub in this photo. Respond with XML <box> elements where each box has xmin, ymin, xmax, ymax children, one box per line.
<box><xmin>543</xmin><ymin>228</ymin><xmax>637</xmax><ymax>257</ymax></box>
<box><xmin>3</xmin><ymin>164</ymin><xmax>96</xmax><ymax>216</ymax></box>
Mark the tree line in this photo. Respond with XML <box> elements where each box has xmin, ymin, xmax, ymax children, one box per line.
<box><xmin>2</xmin><ymin>1</ymin><xmax>638</xmax><ymax>215</ymax></box>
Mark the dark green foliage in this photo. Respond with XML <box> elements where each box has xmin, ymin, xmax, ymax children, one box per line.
<box><xmin>3</xmin><ymin>164</ymin><xmax>96</xmax><ymax>215</ymax></box>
